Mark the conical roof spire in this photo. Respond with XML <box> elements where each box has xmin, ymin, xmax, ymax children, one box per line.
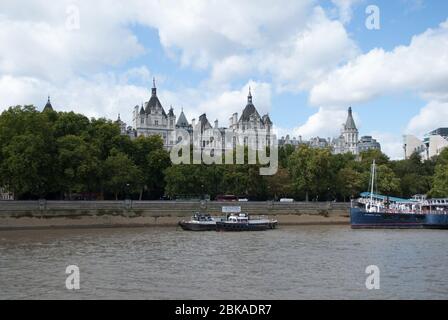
<box><xmin>176</xmin><ymin>109</ymin><xmax>189</xmax><ymax>127</ymax></box>
<box><xmin>345</xmin><ymin>107</ymin><xmax>357</xmax><ymax>130</ymax></box>
<box><xmin>151</xmin><ymin>77</ymin><xmax>157</xmax><ymax>96</ymax></box>
<box><xmin>248</xmin><ymin>87</ymin><xmax>253</xmax><ymax>104</ymax></box>
<box><xmin>43</xmin><ymin>95</ymin><xmax>53</xmax><ymax>112</ymax></box>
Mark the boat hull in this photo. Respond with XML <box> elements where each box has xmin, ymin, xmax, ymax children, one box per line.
<box><xmin>216</xmin><ymin>221</ymin><xmax>277</xmax><ymax>232</ymax></box>
<box><xmin>178</xmin><ymin>221</ymin><xmax>216</xmax><ymax>231</ymax></box>
<box><xmin>350</xmin><ymin>208</ymin><xmax>426</xmax><ymax>229</ymax></box>
<box><xmin>424</xmin><ymin>214</ymin><xmax>448</xmax><ymax>229</ymax></box>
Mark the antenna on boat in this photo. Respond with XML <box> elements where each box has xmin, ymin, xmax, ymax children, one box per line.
<box><xmin>370</xmin><ymin>160</ymin><xmax>376</xmax><ymax>204</ymax></box>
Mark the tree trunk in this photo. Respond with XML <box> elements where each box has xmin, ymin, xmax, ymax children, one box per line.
<box><xmin>305</xmin><ymin>191</ymin><xmax>309</xmax><ymax>202</ymax></box>
<box><xmin>139</xmin><ymin>188</ymin><xmax>144</xmax><ymax>201</ymax></box>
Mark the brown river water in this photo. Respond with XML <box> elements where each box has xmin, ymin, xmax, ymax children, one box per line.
<box><xmin>0</xmin><ymin>226</ymin><xmax>447</xmax><ymax>299</ymax></box>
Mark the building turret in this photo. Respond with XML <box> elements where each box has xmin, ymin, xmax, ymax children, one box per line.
<box><xmin>151</xmin><ymin>77</ymin><xmax>157</xmax><ymax>97</ymax></box>
<box><xmin>43</xmin><ymin>96</ymin><xmax>54</xmax><ymax>112</ymax></box>
<box><xmin>341</xmin><ymin>107</ymin><xmax>359</xmax><ymax>155</ymax></box>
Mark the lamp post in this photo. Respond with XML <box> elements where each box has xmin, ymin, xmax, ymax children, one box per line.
<box><xmin>125</xmin><ymin>183</ymin><xmax>131</xmax><ymax>200</ymax></box>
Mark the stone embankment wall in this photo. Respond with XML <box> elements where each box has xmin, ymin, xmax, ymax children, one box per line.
<box><xmin>0</xmin><ymin>201</ymin><xmax>351</xmax><ymax>230</ymax></box>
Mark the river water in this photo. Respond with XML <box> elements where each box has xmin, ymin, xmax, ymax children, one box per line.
<box><xmin>0</xmin><ymin>226</ymin><xmax>447</xmax><ymax>300</ymax></box>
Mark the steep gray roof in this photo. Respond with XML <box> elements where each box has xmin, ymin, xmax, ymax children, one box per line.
<box><xmin>145</xmin><ymin>96</ymin><xmax>167</xmax><ymax>117</ymax></box>
<box><xmin>345</xmin><ymin>107</ymin><xmax>357</xmax><ymax>130</ymax></box>
<box><xmin>43</xmin><ymin>96</ymin><xmax>53</xmax><ymax>112</ymax></box>
<box><xmin>176</xmin><ymin>110</ymin><xmax>189</xmax><ymax>127</ymax></box>
<box><xmin>168</xmin><ymin>106</ymin><xmax>175</xmax><ymax>117</ymax></box>
<box><xmin>144</xmin><ymin>79</ymin><xmax>167</xmax><ymax>118</ymax></box>
<box><xmin>239</xmin><ymin>89</ymin><xmax>261</xmax><ymax>122</ymax></box>
<box><xmin>262</xmin><ymin>114</ymin><xmax>272</xmax><ymax>125</ymax></box>
<box><xmin>198</xmin><ymin>113</ymin><xmax>212</xmax><ymax>132</ymax></box>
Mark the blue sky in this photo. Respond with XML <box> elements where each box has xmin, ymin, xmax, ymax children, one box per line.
<box><xmin>0</xmin><ymin>0</ymin><xmax>448</xmax><ymax>159</ymax></box>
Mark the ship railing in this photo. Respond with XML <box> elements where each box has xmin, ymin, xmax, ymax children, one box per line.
<box><xmin>429</xmin><ymin>210</ymin><xmax>448</xmax><ymax>215</ymax></box>
<box><xmin>249</xmin><ymin>215</ymin><xmax>271</xmax><ymax>220</ymax></box>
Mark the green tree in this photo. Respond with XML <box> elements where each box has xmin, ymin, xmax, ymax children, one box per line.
<box><xmin>288</xmin><ymin>145</ymin><xmax>332</xmax><ymax>201</ymax></box>
<box><xmin>56</xmin><ymin>135</ymin><xmax>100</xmax><ymax>199</ymax></box>
<box><xmin>364</xmin><ymin>164</ymin><xmax>401</xmax><ymax>195</ymax></box>
<box><xmin>278</xmin><ymin>144</ymin><xmax>295</xmax><ymax>168</ymax></box>
<box><xmin>429</xmin><ymin>149</ymin><xmax>448</xmax><ymax>197</ymax></box>
<box><xmin>1</xmin><ymin>134</ymin><xmax>53</xmax><ymax>197</ymax></box>
<box><xmin>103</xmin><ymin>150</ymin><xmax>143</xmax><ymax>200</ymax></box>
<box><xmin>53</xmin><ymin>112</ymin><xmax>90</xmax><ymax>138</ymax></box>
<box><xmin>358</xmin><ymin>149</ymin><xmax>390</xmax><ymax>171</ymax></box>
<box><xmin>265</xmin><ymin>168</ymin><xmax>293</xmax><ymax>200</ymax></box>
<box><xmin>391</xmin><ymin>152</ymin><xmax>436</xmax><ymax>198</ymax></box>
<box><xmin>336</xmin><ymin>167</ymin><xmax>363</xmax><ymax>201</ymax></box>
<box><xmin>131</xmin><ymin>135</ymin><xmax>171</xmax><ymax>200</ymax></box>
<box><xmin>0</xmin><ymin>106</ymin><xmax>57</xmax><ymax>198</ymax></box>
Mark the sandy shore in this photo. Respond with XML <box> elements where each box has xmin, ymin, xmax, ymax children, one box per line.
<box><xmin>0</xmin><ymin>213</ymin><xmax>349</xmax><ymax>231</ymax></box>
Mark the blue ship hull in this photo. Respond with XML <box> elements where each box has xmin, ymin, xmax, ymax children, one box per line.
<box><xmin>350</xmin><ymin>208</ymin><xmax>425</xmax><ymax>229</ymax></box>
<box><xmin>351</xmin><ymin>208</ymin><xmax>448</xmax><ymax>229</ymax></box>
<box><xmin>424</xmin><ymin>214</ymin><xmax>448</xmax><ymax>229</ymax></box>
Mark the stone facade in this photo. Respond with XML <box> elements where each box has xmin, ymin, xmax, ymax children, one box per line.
<box><xmin>228</xmin><ymin>88</ymin><xmax>273</xmax><ymax>150</ymax></box>
<box><xmin>358</xmin><ymin>136</ymin><xmax>381</xmax><ymax>153</ymax></box>
<box><xmin>121</xmin><ymin>83</ymin><xmax>381</xmax><ymax>155</ymax></box>
<box><xmin>123</xmin><ymin>84</ymin><xmax>274</xmax><ymax>151</ymax></box>
<box><xmin>332</xmin><ymin>107</ymin><xmax>359</xmax><ymax>155</ymax></box>
<box><xmin>131</xmin><ymin>79</ymin><xmax>177</xmax><ymax>148</ymax></box>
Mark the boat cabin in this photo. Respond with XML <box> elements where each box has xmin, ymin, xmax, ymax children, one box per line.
<box><xmin>193</xmin><ymin>213</ymin><xmax>214</xmax><ymax>221</ymax></box>
<box><xmin>227</xmin><ymin>213</ymin><xmax>249</xmax><ymax>223</ymax></box>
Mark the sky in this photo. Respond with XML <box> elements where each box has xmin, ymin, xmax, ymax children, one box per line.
<box><xmin>0</xmin><ymin>0</ymin><xmax>447</xmax><ymax>159</ymax></box>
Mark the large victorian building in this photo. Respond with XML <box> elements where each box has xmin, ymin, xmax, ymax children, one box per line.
<box><xmin>123</xmin><ymin>81</ymin><xmax>379</xmax><ymax>155</ymax></box>
<box><xmin>332</xmin><ymin>107</ymin><xmax>381</xmax><ymax>155</ymax></box>
<box><xmin>123</xmin><ymin>83</ymin><xmax>273</xmax><ymax>151</ymax></box>
<box><xmin>131</xmin><ymin>79</ymin><xmax>177</xmax><ymax>148</ymax></box>
<box><xmin>332</xmin><ymin>107</ymin><xmax>360</xmax><ymax>155</ymax></box>
<box><xmin>228</xmin><ymin>88</ymin><xmax>273</xmax><ymax>150</ymax></box>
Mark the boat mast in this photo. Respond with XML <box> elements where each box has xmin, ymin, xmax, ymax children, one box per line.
<box><xmin>370</xmin><ymin>160</ymin><xmax>376</xmax><ymax>204</ymax></box>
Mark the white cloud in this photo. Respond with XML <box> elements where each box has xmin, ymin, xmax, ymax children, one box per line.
<box><xmin>208</xmin><ymin>6</ymin><xmax>358</xmax><ymax>91</ymax></box>
<box><xmin>3</xmin><ymin>0</ymin><xmax>436</xmax><ymax>162</ymax></box>
<box><xmin>160</xmin><ymin>81</ymin><xmax>272</xmax><ymax>128</ymax></box>
<box><xmin>264</xmin><ymin>7</ymin><xmax>359</xmax><ymax>92</ymax></box>
<box><xmin>0</xmin><ymin>72</ymin><xmax>150</xmax><ymax>123</ymax></box>
<box><xmin>309</xmin><ymin>19</ymin><xmax>448</xmax><ymax>107</ymax></box>
<box><xmin>304</xmin><ymin>19</ymin><xmax>448</xmax><ymax>159</ymax></box>
<box><xmin>293</xmin><ymin>107</ymin><xmax>349</xmax><ymax>139</ymax></box>
<box><xmin>0</xmin><ymin>1</ymin><xmax>145</xmax><ymax>81</ymax></box>
<box><xmin>406</xmin><ymin>101</ymin><xmax>448</xmax><ymax>137</ymax></box>
<box><xmin>0</xmin><ymin>0</ymin><xmax>357</xmax><ymax>117</ymax></box>
<box><xmin>330</xmin><ymin>0</ymin><xmax>362</xmax><ymax>24</ymax></box>
<box><xmin>144</xmin><ymin>0</ymin><xmax>314</xmax><ymax>69</ymax></box>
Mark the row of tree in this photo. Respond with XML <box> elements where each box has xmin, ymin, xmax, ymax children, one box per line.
<box><xmin>0</xmin><ymin>106</ymin><xmax>169</xmax><ymax>200</ymax></box>
<box><xmin>1</xmin><ymin>105</ymin><xmax>447</xmax><ymax>200</ymax></box>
